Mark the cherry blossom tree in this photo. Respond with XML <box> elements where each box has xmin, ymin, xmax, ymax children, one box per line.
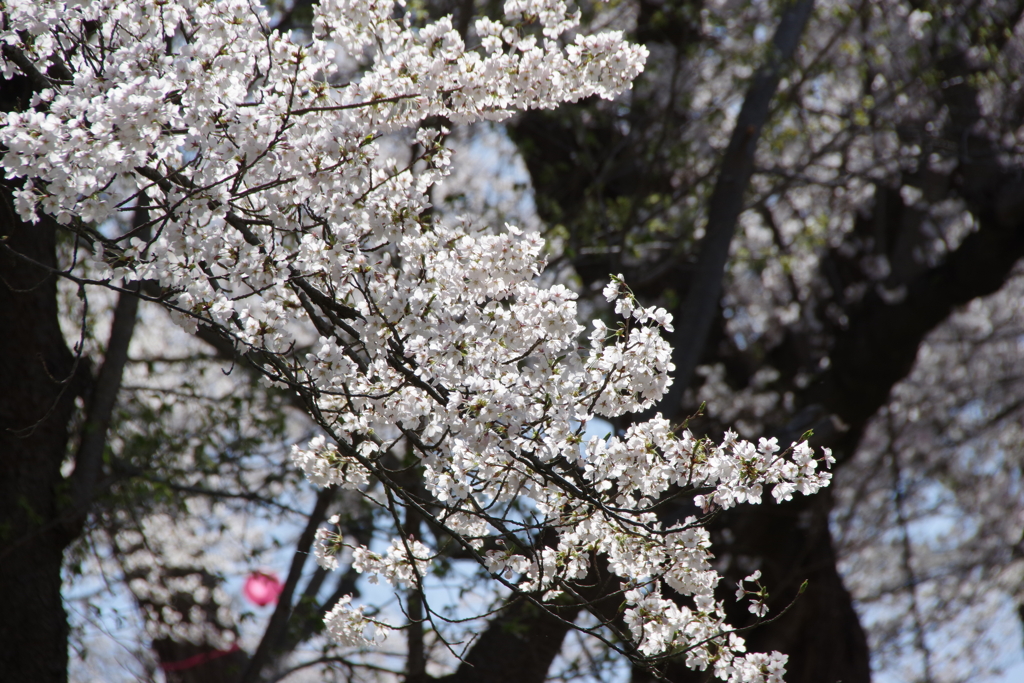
<box><xmin>0</xmin><ymin>1</ymin><xmax>834</xmax><ymax>682</ymax></box>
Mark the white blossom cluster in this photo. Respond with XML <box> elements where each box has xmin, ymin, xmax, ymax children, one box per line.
<box><xmin>350</xmin><ymin>538</ymin><xmax>433</xmax><ymax>587</ymax></box>
<box><xmin>1</xmin><ymin>0</ymin><xmax>830</xmax><ymax>679</ymax></box>
<box><xmin>582</xmin><ymin>412</ymin><xmax>832</xmax><ymax>511</ymax></box>
<box><xmin>323</xmin><ymin>595</ymin><xmax>383</xmax><ymax>648</ymax></box>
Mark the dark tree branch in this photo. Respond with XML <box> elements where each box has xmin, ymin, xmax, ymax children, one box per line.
<box><xmin>238</xmin><ymin>487</ymin><xmax>335</xmax><ymax>683</ymax></box>
<box><xmin>820</xmin><ymin>30</ymin><xmax>1024</xmax><ymax>450</ymax></box>
<box><xmin>656</xmin><ymin>0</ymin><xmax>816</xmax><ymax>420</ymax></box>
<box><xmin>65</xmin><ymin>207</ymin><xmax>149</xmax><ymax>536</ymax></box>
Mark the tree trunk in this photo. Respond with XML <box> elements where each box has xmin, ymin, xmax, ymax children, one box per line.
<box><xmin>0</xmin><ymin>166</ymin><xmax>79</xmax><ymax>682</ymax></box>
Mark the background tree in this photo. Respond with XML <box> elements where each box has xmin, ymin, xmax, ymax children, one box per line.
<box><xmin>503</xmin><ymin>0</ymin><xmax>1024</xmax><ymax>681</ymax></box>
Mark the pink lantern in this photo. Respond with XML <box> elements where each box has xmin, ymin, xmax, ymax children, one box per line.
<box><xmin>244</xmin><ymin>571</ymin><xmax>283</xmax><ymax>607</ymax></box>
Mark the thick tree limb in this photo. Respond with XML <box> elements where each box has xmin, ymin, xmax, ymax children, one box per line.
<box><xmin>822</xmin><ymin>181</ymin><xmax>1024</xmax><ymax>435</ymax></box>
<box><xmin>657</xmin><ymin>0</ymin><xmax>815</xmax><ymax>420</ymax></box>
